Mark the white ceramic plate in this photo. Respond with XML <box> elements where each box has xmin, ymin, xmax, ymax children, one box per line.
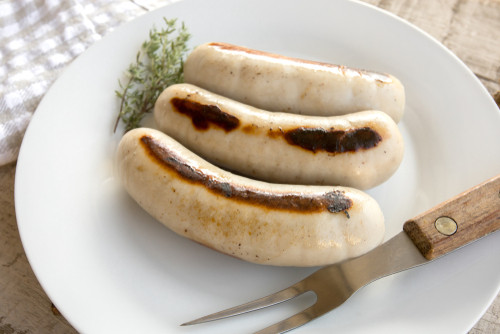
<box><xmin>15</xmin><ymin>0</ymin><xmax>500</xmax><ymax>333</ymax></box>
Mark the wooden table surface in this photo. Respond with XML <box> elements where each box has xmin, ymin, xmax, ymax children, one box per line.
<box><xmin>1</xmin><ymin>0</ymin><xmax>499</xmax><ymax>333</ymax></box>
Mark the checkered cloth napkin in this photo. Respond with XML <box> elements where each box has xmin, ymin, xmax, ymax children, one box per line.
<box><xmin>0</xmin><ymin>0</ymin><xmax>176</xmax><ymax>166</ymax></box>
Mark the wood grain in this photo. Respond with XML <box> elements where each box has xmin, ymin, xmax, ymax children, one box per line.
<box><xmin>403</xmin><ymin>174</ymin><xmax>500</xmax><ymax>259</ymax></box>
<box><xmin>363</xmin><ymin>0</ymin><xmax>500</xmax><ymax>94</ymax></box>
<box><xmin>1</xmin><ymin>1</ymin><xmax>499</xmax><ymax>333</ymax></box>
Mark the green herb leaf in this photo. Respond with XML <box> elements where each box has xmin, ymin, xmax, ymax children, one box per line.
<box><xmin>114</xmin><ymin>18</ymin><xmax>191</xmax><ymax>132</ymax></box>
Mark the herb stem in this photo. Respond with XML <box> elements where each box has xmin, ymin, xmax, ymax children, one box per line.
<box><xmin>114</xmin><ymin>18</ymin><xmax>190</xmax><ymax>133</ymax></box>
<box><xmin>114</xmin><ymin>76</ymin><xmax>132</xmax><ymax>132</ymax></box>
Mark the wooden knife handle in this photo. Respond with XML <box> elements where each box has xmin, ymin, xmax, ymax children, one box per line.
<box><xmin>403</xmin><ymin>174</ymin><xmax>500</xmax><ymax>260</ymax></box>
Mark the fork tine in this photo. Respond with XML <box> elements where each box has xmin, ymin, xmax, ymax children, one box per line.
<box><xmin>254</xmin><ymin>302</ymin><xmax>329</xmax><ymax>334</ymax></box>
<box><xmin>181</xmin><ymin>282</ymin><xmax>308</xmax><ymax>326</ymax></box>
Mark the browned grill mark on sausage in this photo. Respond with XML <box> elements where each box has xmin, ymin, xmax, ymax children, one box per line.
<box><xmin>140</xmin><ymin>135</ymin><xmax>353</xmax><ymax>214</ymax></box>
<box><xmin>171</xmin><ymin>93</ymin><xmax>381</xmax><ymax>155</ymax></box>
<box><xmin>241</xmin><ymin>124</ymin><xmax>259</xmax><ymax>134</ymax></box>
<box><xmin>170</xmin><ymin>97</ymin><xmax>240</xmax><ymax>132</ymax></box>
<box><xmin>282</xmin><ymin>127</ymin><xmax>382</xmax><ymax>154</ymax></box>
<box><xmin>208</xmin><ymin>42</ymin><xmax>392</xmax><ymax>84</ymax></box>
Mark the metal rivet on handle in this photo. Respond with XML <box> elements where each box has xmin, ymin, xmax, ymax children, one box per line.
<box><xmin>435</xmin><ymin>216</ymin><xmax>458</xmax><ymax>236</ymax></box>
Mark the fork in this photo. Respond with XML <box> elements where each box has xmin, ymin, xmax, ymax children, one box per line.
<box><xmin>181</xmin><ymin>173</ymin><xmax>500</xmax><ymax>333</ymax></box>
<box><xmin>181</xmin><ymin>232</ymin><xmax>428</xmax><ymax>333</ymax></box>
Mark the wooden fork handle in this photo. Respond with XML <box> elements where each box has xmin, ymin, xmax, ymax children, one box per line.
<box><xmin>403</xmin><ymin>174</ymin><xmax>500</xmax><ymax>260</ymax></box>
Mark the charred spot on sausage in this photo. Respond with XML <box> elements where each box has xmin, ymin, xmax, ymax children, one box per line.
<box><xmin>324</xmin><ymin>190</ymin><xmax>353</xmax><ymax>218</ymax></box>
<box><xmin>283</xmin><ymin>127</ymin><xmax>382</xmax><ymax>154</ymax></box>
<box><xmin>170</xmin><ymin>97</ymin><xmax>240</xmax><ymax>132</ymax></box>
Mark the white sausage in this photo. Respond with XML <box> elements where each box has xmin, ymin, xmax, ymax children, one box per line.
<box><xmin>183</xmin><ymin>42</ymin><xmax>405</xmax><ymax>123</ymax></box>
<box><xmin>154</xmin><ymin>83</ymin><xmax>404</xmax><ymax>190</ymax></box>
<box><xmin>116</xmin><ymin>128</ymin><xmax>385</xmax><ymax>267</ymax></box>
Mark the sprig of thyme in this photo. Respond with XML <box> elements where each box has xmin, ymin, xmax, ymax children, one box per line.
<box><xmin>114</xmin><ymin>18</ymin><xmax>191</xmax><ymax>132</ymax></box>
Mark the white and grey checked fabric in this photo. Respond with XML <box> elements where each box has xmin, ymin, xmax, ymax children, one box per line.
<box><xmin>0</xmin><ymin>0</ymin><xmax>175</xmax><ymax>166</ymax></box>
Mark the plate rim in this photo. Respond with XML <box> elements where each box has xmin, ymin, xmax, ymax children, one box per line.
<box><xmin>14</xmin><ymin>0</ymin><xmax>500</xmax><ymax>333</ymax></box>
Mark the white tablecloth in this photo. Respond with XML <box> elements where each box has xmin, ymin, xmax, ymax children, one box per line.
<box><xmin>0</xmin><ymin>0</ymin><xmax>175</xmax><ymax>166</ymax></box>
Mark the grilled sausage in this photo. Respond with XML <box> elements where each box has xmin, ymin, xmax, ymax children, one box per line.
<box><xmin>183</xmin><ymin>42</ymin><xmax>405</xmax><ymax>123</ymax></box>
<box><xmin>115</xmin><ymin>128</ymin><xmax>385</xmax><ymax>267</ymax></box>
<box><xmin>154</xmin><ymin>83</ymin><xmax>404</xmax><ymax>190</ymax></box>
